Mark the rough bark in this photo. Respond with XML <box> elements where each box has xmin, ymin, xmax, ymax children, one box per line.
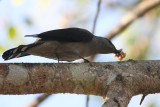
<box><xmin>0</xmin><ymin>60</ymin><xmax>160</xmax><ymax>107</ymax></box>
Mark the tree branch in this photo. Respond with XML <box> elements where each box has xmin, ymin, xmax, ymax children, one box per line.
<box><xmin>1</xmin><ymin>60</ymin><xmax>160</xmax><ymax>106</ymax></box>
<box><xmin>106</xmin><ymin>0</ymin><xmax>160</xmax><ymax>39</ymax></box>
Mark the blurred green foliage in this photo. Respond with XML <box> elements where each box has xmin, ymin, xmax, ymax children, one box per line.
<box><xmin>149</xmin><ymin>103</ymin><xmax>155</xmax><ymax>107</ymax></box>
<box><xmin>8</xmin><ymin>26</ymin><xmax>17</xmax><ymax>39</ymax></box>
<box><xmin>78</xmin><ymin>0</ymin><xmax>87</xmax><ymax>2</ymax></box>
<box><xmin>123</xmin><ymin>28</ymin><xmax>149</xmax><ymax>60</ymax></box>
<box><xmin>125</xmin><ymin>34</ymin><xmax>137</xmax><ymax>45</ymax></box>
<box><xmin>0</xmin><ymin>46</ymin><xmax>5</xmax><ymax>53</ymax></box>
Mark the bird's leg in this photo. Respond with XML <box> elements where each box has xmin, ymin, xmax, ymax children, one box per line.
<box><xmin>55</xmin><ymin>53</ymin><xmax>60</xmax><ymax>63</ymax></box>
<box><xmin>73</xmin><ymin>51</ymin><xmax>90</xmax><ymax>63</ymax></box>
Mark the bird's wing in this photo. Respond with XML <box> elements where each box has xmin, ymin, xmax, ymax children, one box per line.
<box><xmin>25</xmin><ymin>28</ymin><xmax>94</xmax><ymax>42</ymax></box>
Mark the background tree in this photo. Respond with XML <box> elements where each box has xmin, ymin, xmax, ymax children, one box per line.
<box><xmin>0</xmin><ymin>0</ymin><xmax>160</xmax><ymax>107</ymax></box>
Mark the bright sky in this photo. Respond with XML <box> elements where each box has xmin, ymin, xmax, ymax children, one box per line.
<box><xmin>0</xmin><ymin>0</ymin><xmax>160</xmax><ymax>107</ymax></box>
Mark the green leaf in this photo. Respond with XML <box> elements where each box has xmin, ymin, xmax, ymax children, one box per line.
<box><xmin>0</xmin><ymin>46</ymin><xmax>5</xmax><ymax>52</ymax></box>
<box><xmin>8</xmin><ymin>26</ymin><xmax>16</xmax><ymax>39</ymax></box>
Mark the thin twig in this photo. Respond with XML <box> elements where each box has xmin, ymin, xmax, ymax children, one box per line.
<box><xmin>86</xmin><ymin>95</ymin><xmax>90</xmax><ymax>107</ymax></box>
<box><xmin>92</xmin><ymin>0</ymin><xmax>102</xmax><ymax>34</ymax></box>
<box><xmin>26</xmin><ymin>94</ymin><xmax>52</xmax><ymax>107</ymax></box>
<box><xmin>140</xmin><ymin>94</ymin><xmax>147</xmax><ymax>105</ymax></box>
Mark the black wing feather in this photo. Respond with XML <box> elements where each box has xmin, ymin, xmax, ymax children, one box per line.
<box><xmin>26</xmin><ymin>28</ymin><xmax>94</xmax><ymax>42</ymax></box>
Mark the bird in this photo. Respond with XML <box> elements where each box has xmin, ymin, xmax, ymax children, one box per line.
<box><xmin>2</xmin><ymin>27</ymin><xmax>121</xmax><ymax>62</ymax></box>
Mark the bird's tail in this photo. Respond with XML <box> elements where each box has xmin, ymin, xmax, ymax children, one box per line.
<box><xmin>2</xmin><ymin>45</ymin><xmax>30</xmax><ymax>60</ymax></box>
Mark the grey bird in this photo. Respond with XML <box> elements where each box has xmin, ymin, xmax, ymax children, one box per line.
<box><xmin>2</xmin><ymin>27</ymin><xmax>121</xmax><ymax>62</ymax></box>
